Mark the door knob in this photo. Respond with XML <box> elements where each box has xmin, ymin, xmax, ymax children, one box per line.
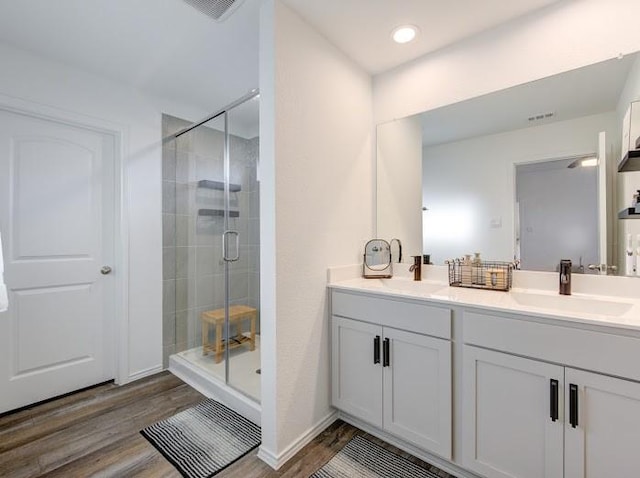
<box><xmin>100</xmin><ymin>266</ymin><xmax>112</xmax><ymax>275</ymax></box>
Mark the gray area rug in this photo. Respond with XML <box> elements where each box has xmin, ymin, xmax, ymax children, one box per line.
<box><xmin>141</xmin><ymin>399</ymin><xmax>260</xmax><ymax>478</ymax></box>
<box><xmin>311</xmin><ymin>435</ymin><xmax>450</xmax><ymax>478</ymax></box>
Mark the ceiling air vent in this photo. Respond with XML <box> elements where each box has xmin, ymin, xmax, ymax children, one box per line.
<box><xmin>182</xmin><ymin>0</ymin><xmax>246</xmax><ymax>22</ymax></box>
<box><xmin>527</xmin><ymin>112</ymin><xmax>555</xmax><ymax>122</ymax></box>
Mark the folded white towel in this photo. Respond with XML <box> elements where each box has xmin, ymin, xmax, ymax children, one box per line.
<box><xmin>0</xmin><ymin>232</ymin><xmax>7</xmax><ymax>312</ymax></box>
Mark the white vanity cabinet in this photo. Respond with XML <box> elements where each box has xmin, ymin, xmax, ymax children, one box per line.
<box><xmin>462</xmin><ymin>346</ymin><xmax>564</xmax><ymax>478</ymax></box>
<box><xmin>463</xmin><ymin>310</ymin><xmax>640</xmax><ymax>478</ymax></box>
<box><xmin>564</xmin><ymin>368</ymin><xmax>640</xmax><ymax>478</ymax></box>
<box><xmin>331</xmin><ymin>316</ymin><xmax>383</xmax><ymax>427</ymax></box>
<box><xmin>331</xmin><ymin>290</ymin><xmax>452</xmax><ymax>459</ymax></box>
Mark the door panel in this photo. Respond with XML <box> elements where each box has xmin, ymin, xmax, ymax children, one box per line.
<box><xmin>12</xmin><ymin>284</ymin><xmax>95</xmax><ymax>374</ymax></box>
<box><xmin>331</xmin><ymin>316</ymin><xmax>382</xmax><ymax>427</ymax></box>
<box><xmin>463</xmin><ymin>346</ymin><xmax>564</xmax><ymax>478</ymax></box>
<box><xmin>383</xmin><ymin>328</ymin><xmax>451</xmax><ymax>458</ymax></box>
<box><xmin>565</xmin><ymin>368</ymin><xmax>640</xmax><ymax>478</ymax></box>
<box><xmin>0</xmin><ymin>109</ymin><xmax>114</xmax><ymax>413</ymax></box>
<box><xmin>13</xmin><ymin>138</ymin><xmax>96</xmax><ymax>258</ymax></box>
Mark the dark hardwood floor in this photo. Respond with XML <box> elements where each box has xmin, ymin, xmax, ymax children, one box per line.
<box><xmin>0</xmin><ymin>372</ymin><xmax>449</xmax><ymax>477</ymax></box>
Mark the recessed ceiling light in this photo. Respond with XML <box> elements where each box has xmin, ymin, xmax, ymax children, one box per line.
<box><xmin>391</xmin><ymin>25</ymin><xmax>419</xmax><ymax>44</ymax></box>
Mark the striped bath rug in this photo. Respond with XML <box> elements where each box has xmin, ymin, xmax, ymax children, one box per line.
<box><xmin>311</xmin><ymin>435</ymin><xmax>451</xmax><ymax>478</ymax></box>
<box><xmin>141</xmin><ymin>399</ymin><xmax>260</xmax><ymax>478</ymax></box>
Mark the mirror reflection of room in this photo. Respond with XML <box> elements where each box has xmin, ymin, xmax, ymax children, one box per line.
<box><xmin>515</xmin><ymin>156</ymin><xmax>598</xmax><ymax>272</ymax></box>
<box><xmin>378</xmin><ymin>52</ymin><xmax>640</xmax><ymax>274</ymax></box>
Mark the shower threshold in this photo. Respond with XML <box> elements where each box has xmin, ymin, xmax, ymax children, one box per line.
<box><xmin>169</xmin><ymin>352</ymin><xmax>261</xmax><ymax>426</ymax></box>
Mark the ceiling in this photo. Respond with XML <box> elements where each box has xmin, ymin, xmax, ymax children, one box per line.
<box><xmin>0</xmin><ymin>0</ymin><xmax>261</xmax><ymax>117</ymax></box>
<box><xmin>420</xmin><ymin>53</ymin><xmax>636</xmax><ymax>148</ymax></box>
<box><xmin>0</xmin><ymin>0</ymin><xmax>565</xmax><ymax>115</ymax></box>
<box><xmin>281</xmin><ymin>0</ymin><xmax>561</xmax><ymax>74</ymax></box>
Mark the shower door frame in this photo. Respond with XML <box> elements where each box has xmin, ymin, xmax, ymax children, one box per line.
<box><xmin>170</xmin><ymin>88</ymin><xmax>259</xmax><ymax>395</ymax></box>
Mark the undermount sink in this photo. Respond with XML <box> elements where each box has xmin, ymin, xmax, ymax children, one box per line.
<box><xmin>510</xmin><ymin>291</ymin><xmax>633</xmax><ymax>318</ymax></box>
<box><xmin>377</xmin><ymin>279</ymin><xmax>447</xmax><ymax>295</ymax></box>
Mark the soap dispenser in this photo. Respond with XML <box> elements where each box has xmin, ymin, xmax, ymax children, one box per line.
<box><xmin>410</xmin><ymin>255</ymin><xmax>422</xmax><ymax>281</ymax></box>
<box><xmin>626</xmin><ymin>234</ymin><xmax>635</xmax><ymax>276</ymax></box>
<box><xmin>559</xmin><ymin>259</ymin><xmax>571</xmax><ymax>295</ymax></box>
<box><xmin>472</xmin><ymin>252</ymin><xmax>483</xmax><ymax>285</ymax></box>
<box><xmin>461</xmin><ymin>254</ymin><xmax>472</xmax><ymax>285</ymax></box>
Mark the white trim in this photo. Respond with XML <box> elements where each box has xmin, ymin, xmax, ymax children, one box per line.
<box><xmin>169</xmin><ymin>354</ymin><xmax>261</xmax><ymax>426</ymax></box>
<box><xmin>125</xmin><ymin>365</ymin><xmax>163</xmax><ymax>383</ymax></box>
<box><xmin>339</xmin><ymin>412</ymin><xmax>483</xmax><ymax>478</ymax></box>
<box><xmin>257</xmin><ymin>410</ymin><xmax>339</xmax><ymax>470</ymax></box>
<box><xmin>0</xmin><ymin>92</ymin><xmax>130</xmax><ymax>386</ymax></box>
<box><xmin>256</xmin><ymin>446</ymin><xmax>279</xmax><ymax>469</ymax></box>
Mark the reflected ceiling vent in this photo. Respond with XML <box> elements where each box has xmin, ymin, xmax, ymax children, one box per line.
<box><xmin>182</xmin><ymin>0</ymin><xmax>246</xmax><ymax>21</ymax></box>
<box><xmin>527</xmin><ymin>112</ymin><xmax>555</xmax><ymax>122</ymax></box>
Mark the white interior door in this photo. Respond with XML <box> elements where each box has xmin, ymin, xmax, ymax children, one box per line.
<box><xmin>597</xmin><ymin>131</ymin><xmax>607</xmax><ymax>267</ymax></box>
<box><xmin>0</xmin><ymin>108</ymin><xmax>115</xmax><ymax>413</ymax></box>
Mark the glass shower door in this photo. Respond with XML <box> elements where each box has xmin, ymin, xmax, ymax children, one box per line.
<box><xmin>190</xmin><ymin>113</ymin><xmax>228</xmax><ymax>382</ymax></box>
<box><xmin>164</xmin><ymin>92</ymin><xmax>260</xmax><ymax>403</ymax></box>
<box><xmin>226</xmin><ymin>98</ymin><xmax>260</xmax><ymax>401</ymax></box>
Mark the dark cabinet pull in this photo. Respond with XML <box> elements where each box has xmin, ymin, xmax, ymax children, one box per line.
<box><xmin>373</xmin><ymin>336</ymin><xmax>380</xmax><ymax>364</ymax></box>
<box><xmin>550</xmin><ymin>379</ymin><xmax>559</xmax><ymax>422</ymax></box>
<box><xmin>383</xmin><ymin>338</ymin><xmax>390</xmax><ymax>367</ymax></box>
<box><xmin>569</xmin><ymin>384</ymin><xmax>579</xmax><ymax>428</ymax></box>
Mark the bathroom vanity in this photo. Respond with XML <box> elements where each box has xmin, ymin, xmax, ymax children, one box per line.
<box><xmin>328</xmin><ymin>269</ymin><xmax>640</xmax><ymax>478</ymax></box>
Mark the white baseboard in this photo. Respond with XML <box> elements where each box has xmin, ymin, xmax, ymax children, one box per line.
<box><xmin>169</xmin><ymin>354</ymin><xmax>261</xmax><ymax>426</ymax></box>
<box><xmin>339</xmin><ymin>412</ymin><xmax>482</xmax><ymax>478</ymax></box>
<box><xmin>258</xmin><ymin>410</ymin><xmax>339</xmax><ymax>470</ymax></box>
<box><xmin>122</xmin><ymin>365</ymin><xmax>163</xmax><ymax>384</ymax></box>
<box><xmin>256</xmin><ymin>447</ymin><xmax>279</xmax><ymax>469</ymax></box>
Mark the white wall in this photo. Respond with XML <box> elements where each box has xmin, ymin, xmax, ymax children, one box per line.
<box><xmin>374</xmin><ymin>0</ymin><xmax>640</xmax><ymax>124</ymax></box>
<box><xmin>422</xmin><ymin>112</ymin><xmax>617</xmax><ymax>265</ymax></box>
<box><xmin>376</xmin><ymin>116</ymin><xmax>422</xmax><ymax>257</ymax></box>
<box><xmin>0</xmin><ymin>42</ymin><xmax>208</xmax><ymax>382</ymax></box>
<box><xmin>259</xmin><ymin>0</ymin><xmax>373</xmax><ymax>466</ymax></box>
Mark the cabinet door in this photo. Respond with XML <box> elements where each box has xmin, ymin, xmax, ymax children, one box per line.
<box><xmin>331</xmin><ymin>316</ymin><xmax>383</xmax><ymax>427</ymax></box>
<box><xmin>382</xmin><ymin>327</ymin><xmax>452</xmax><ymax>459</ymax></box>
<box><xmin>565</xmin><ymin>368</ymin><xmax>640</xmax><ymax>477</ymax></box>
<box><xmin>462</xmin><ymin>346</ymin><xmax>564</xmax><ymax>478</ymax></box>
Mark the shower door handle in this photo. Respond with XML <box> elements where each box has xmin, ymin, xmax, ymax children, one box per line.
<box><xmin>222</xmin><ymin>230</ymin><xmax>240</xmax><ymax>262</ymax></box>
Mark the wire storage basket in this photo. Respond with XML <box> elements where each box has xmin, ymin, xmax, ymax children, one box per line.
<box><xmin>446</xmin><ymin>259</ymin><xmax>515</xmax><ymax>291</ymax></box>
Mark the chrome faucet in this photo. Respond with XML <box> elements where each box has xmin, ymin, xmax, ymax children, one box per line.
<box><xmin>588</xmin><ymin>263</ymin><xmax>618</xmax><ymax>275</ymax></box>
<box><xmin>559</xmin><ymin>259</ymin><xmax>571</xmax><ymax>295</ymax></box>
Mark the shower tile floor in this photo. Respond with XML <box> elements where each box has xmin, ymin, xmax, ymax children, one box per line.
<box><xmin>178</xmin><ymin>335</ymin><xmax>261</xmax><ymax>402</ymax></box>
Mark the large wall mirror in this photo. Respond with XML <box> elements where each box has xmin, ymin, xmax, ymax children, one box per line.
<box><xmin>377</xmin><ymin>52</ymin><xmax>640</xmax><ymax>273</ymax></box>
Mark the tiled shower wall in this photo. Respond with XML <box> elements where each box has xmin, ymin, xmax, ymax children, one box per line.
<box><xmin>162</xmin><ymin>114</ymin><xmax>260</xmax><ymax>367</ymax></box>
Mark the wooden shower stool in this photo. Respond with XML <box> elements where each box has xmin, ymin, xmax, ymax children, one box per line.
<box><xmin>200</xmin><ymin>305</ymin><xmax>257</xmax><ymax>363</ymax></box>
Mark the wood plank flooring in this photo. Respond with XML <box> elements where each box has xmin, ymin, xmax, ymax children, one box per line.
<box><xmin>0</xmin><ymin>371</ymin><xmax>449</xmax><ymax>477</ymax></box>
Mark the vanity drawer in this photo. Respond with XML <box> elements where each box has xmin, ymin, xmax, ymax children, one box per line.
<box><xmin>464</xmin><ymin>310</ymin><xmax>640</xmax><ymax>382</ymax></box>
<box><xmin>331</xmin><ymin>290</ymin><xmax>451</xmax><ymax>339</ymax></box>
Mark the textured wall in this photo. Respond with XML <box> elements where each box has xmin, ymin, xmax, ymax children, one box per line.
<box><xmin>259</xmin><ymin>0</ymin><xmax>373</xmax><ymax>462</ymax></box>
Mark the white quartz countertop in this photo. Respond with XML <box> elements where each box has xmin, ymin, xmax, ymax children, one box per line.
<box><xmin>329</xmin><ymin>277</ymin><xmax>640</xmax><ymax>332</ymax></box>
